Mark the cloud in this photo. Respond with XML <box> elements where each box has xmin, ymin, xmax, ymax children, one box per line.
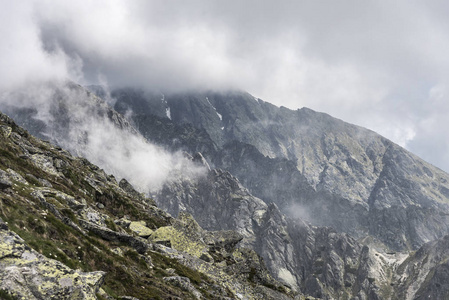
<box><xmin>0</xmin><ymin>82</ymin><xmax>206</xmax><ymax>191</ymax></box>
<box><xmin>407</xmin><ymin>84</ymin><xmax>449</xmax><ymax>170</ymax></box>
<box><xmin>1</xmin><ymin>0</ymin><xmax>449</xmax><ymax>171</ymax></box>
<box><xmin>0</xmin><ymin>2</ymin><xmax>73</xmax><ymax>90</ymax></box>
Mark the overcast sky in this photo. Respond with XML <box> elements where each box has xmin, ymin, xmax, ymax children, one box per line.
<box><xmin>2</xmin><ymin>0</ymin><xmax>449</xmax><ymax>172</ymax></box>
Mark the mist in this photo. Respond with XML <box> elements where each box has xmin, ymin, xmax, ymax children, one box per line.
<box><xmin>0</xmin><ymin>81</ymin><xmax>206</xmax><ymax>192</ymax></box>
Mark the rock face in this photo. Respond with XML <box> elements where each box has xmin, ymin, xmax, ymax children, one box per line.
<box><xmin>0</xmin><ymin>218</ymin><xmax>105</xmax><ymax>299</ymax></box>
<box><xmin>156</xmin><ymin>169</ymin><xmax>392</xmax><ymax>299</ymax></box>
<box><xmin>113</xmin><ymin>89</ymin><xmax>449</xmax><ymax>252</ymax></box>
<box><xmin>0</xmin><ymin>110</ymin><xmax>293</xmax><ymax>299</ymax></box>
<box><xmin>155</xmin><ymin>158</ymin><xmax>449</xmax><ymax>299</ymax></box>
<box><xmin>393</xmin><ymin>235</ymin><xmax>449</xmax><ymax>300</ymax></box>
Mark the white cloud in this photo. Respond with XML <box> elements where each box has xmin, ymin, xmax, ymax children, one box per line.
<box><xmin>0</xmin><ymin>2</ymin><xmax>74</xmax><ymax>90</ymax></box>
<box><xmin>1</xmin><ymin>0</ymin><xmax>449</xmax><ymax>171</ymax></box>
<box><xmin>1</xmin><ymin>82</ymin><xmax>206</xmax><ymax>191</ymax></box>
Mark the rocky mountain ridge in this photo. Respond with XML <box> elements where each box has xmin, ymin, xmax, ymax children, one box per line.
<box><xmin>111</xmin><ymin>88</ymin><xmax>449</xmax><ymax>252</ymax></box>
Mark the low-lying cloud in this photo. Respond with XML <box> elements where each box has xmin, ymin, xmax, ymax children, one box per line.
<box><xmin>0</xmin><ymin>82</ymin><xmax>205</xmax><ymax>192</ymax></box>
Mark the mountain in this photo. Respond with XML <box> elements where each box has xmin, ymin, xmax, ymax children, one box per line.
<box><xmin>3</xmin><ymin>83</ymin><xmax>449</xmax><ymax>299</ymax></box>
<box><xmin>111</xmin><ymin>89</ymin><xmax>449</xmax><ymax>252</ymax></box>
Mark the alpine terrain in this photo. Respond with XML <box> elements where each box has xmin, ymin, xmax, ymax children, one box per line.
<box><xmin>1</xmin><ymin>82</ymin><xmax>449</xmax><ymax>299</ymax></box>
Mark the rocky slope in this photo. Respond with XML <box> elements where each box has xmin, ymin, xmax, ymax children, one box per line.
<box><xmin>393</xmin><ymin>235</ymin><xmax>449</xmax><ymax>299</ymax></box>
<box><xmin>156</xmin><ymin>165</ymin><xmax>392</xmax><ymax>299</ymax></box>
<box><xmin>155</xmin><ymin>160</ymin><xmax>449</xmax><ymax>299</ymax></box>
<box><xmin>111</xmin><ymin>89</ymin><xmax>449</xmax><ymax>252</ymax></box>
<box><xmin>0</xmin><ymin>111</ymin><xmax>294</xmax><ymax>299</ymax></box>
<box><xmin>4</xmin><ymin>83</ymin><xmax>449</xmax><ymax>299</ymax></box>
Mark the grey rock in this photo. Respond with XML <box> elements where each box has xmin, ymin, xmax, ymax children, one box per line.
<box><xmin>393</xmin><ymin>235</ymin><xmax>449</xmax><ymax>300</ymax></box>
<box><xmin>156</xmin><ymin>169</ymin><xmax>387</xmax><ymax>299</ymax></box>
<box><xmin>78</xmin><ymin>219</ymin><xmax>149</xmax><ymax>254</ymax></box>
<box><xmin>164</xmin><ymin>276</ymin><xmax>202</xmax><ymax>299</ymax></box>
<box><xmin>0</xmin><ymin>225</ymin><xmax>105</xmax><ymax>299</ymax></box>
<box><xmin>38</xmin><ymin>177</ymin><xmax>53</xmax><ymax>187</ymax></box>
<box><xmin>115</xmin><ymin>90</ymin><xmax>449</xmax><ymax>252</ymax></box>
<box><xmin>0</xmin><ymin>169</ymin><xmax>12</xmax><ymax>190</ymax></box>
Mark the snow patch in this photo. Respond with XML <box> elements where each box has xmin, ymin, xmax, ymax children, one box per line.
<box><xmin>165</xmin><ymin>107</ymin><xmax>171</xmax><ymax>120</ymax></box>
<box><xmin>221</xmin><ymin>127</ymin><xmax>224</xmax><ymax>130</ymax></box>
<box><xmin>205</xmin><ymin>97</ymin><xmax>223</xmax><ymax>121</ymax></box>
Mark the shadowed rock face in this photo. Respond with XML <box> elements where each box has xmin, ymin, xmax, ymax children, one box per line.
<box><xmin>113</xmin><ymin>89</ymin><xmax>449</xmax><ymax>251</ymax></box>
<box><xmin>155</xmin><ymin>169</ymin><xmax>391</xmax><ymax>299</ymax></box>
<box><xmin>393</xmin><ymin>235</ymin><xmax>449</xmax><ymax>300</ymax></box>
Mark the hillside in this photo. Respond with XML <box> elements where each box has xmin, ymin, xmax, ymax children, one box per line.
<box><xmin>0</xmin><ymin>110</ymin><xmax>293</xmax><ymax>299</ymax></box>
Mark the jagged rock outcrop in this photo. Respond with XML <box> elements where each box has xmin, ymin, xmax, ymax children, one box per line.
<box><xmin>156</xmin><ymin>169</ymin><xmax>395</xmax><ymax>299</ymax></box>
<box><xmin>393</xmin><ymin>235</ymin><xmax>449</xmax><ymax>299</ymax></box>
<box><xmin>112</xmin><ymin>89</ymin><xmax>449</xmax><ymax>252</ymax></box>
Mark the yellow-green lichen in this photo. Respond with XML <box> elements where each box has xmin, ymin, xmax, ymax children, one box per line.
<box><xmin>149</xmin><ymin>226</ymin><xmax>207</xmax><ymax>258</ymax></box>
<box><xmin>129</xmin><ymin>221</ymin><xmax>153</xmax><ymax>237</ymax></box>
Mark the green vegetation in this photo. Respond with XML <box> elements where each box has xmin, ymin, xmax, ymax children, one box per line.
<box><xmin>150</xmin><ymin>251</ymin><xmax>210</xmax><ymax>285</ymax></box>
<box><xmin>0</xmin><ymin>289</ymin><xmax>17</xmax><ymax>300</ymax></box>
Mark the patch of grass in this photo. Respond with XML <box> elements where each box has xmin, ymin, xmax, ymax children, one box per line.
<box><xmin>100</xmin><ymin>285</ymin><xmax>118</xmax><ymax>298</ymax></box>
<box><xmin>61</xmin><ymin>208</ymin><xmax>78</xmax><ymax>223</ymax></box>
<box><xmin>149</xmin><ymin>251</ymin><xmax>210</xmax><ymax>285</ymax></box>
<box><xmin>0</xmin><ymin>289</ymin><xmax>17</xmax><ymax>300</ymax></box>
<box><xmin>105</xmin><ymin>218</ymin><xmax>117</xmax><ymax>231</ymax></box>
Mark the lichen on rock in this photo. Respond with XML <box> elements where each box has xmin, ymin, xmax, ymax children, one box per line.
<box><xmin>0</xmin><ymin>225</ymin><xmax>105</xmax><ymax>299</ymax></box>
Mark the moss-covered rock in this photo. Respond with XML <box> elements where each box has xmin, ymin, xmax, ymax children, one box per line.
<box><xmin>129</xmin><ymin>221</ymin><xmax>153</xmax><ymax>238</ymax></box>
<box><xmin>149</xmin><ymin>225</ymin><xmax>208</xmax><ymax>259</ymax></box>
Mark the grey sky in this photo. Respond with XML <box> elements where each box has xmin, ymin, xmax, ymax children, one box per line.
<box><xmin>2</xmin><ymin>1</ymin><xmax>449</xmax><ymax>171</ymax></box>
